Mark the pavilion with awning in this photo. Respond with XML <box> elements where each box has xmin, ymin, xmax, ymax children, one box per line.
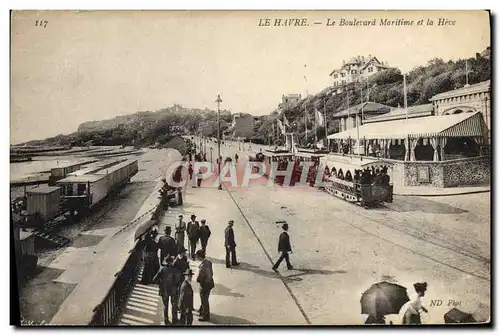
<box><xmin>327</xmin><ymin>112</ymin><xmax>488</xmax><ymax>162</ymax></box>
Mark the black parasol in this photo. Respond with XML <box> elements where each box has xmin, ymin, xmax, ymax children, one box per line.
<box><xmin>360</xmin><ymin>281</ymin><xmax>410</xmax><ymax>316</ymax></box>
<box><xmin>134</xmin><ymin>219</ymin><xmax>157</xmax><ymax>241</ymax></box>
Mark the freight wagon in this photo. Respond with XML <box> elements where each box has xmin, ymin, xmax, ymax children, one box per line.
<box><xmin>56</xmin><ymin>159</ymin><xmax>138</xmax><ymax>211</ymax></box>
<box><xmin>48</xmin><ymin>162</ymin><xmax>86</xmax><ymax>185</ymax></box>
<box><xmin>26</xmin><ymin>186</ymin><xmax>62</xmax><ymax>222</ymax></box>
<box><xmin>66</xmin><ymin>159</ymin><xmax>125</xmax><ymax>177</ymax></box>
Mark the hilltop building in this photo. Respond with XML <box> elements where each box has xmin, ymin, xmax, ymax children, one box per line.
<box><xmin>329</xmin><ymin>55</ymin><xmax>396</xmax><ymax>87</ymax></box>
<box><xmin>280</xmin><ymin>94</ymin><xmax>302</xmax><ymax>109</ymax></box>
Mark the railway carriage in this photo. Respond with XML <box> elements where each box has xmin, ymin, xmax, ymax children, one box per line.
<box><xmin>320</xmin><ymin>155</ymin><xmax>394</xmax><ymax>208</ymax></box>
<box><xmin>292</xmin><ymin>150</ymin><xmax>328</xmax><ymax>186</ymax></box>
<box><xmin>56</xmin><ymin>159</ymin><xmax>138</xmax><ymax>212</ymax></box>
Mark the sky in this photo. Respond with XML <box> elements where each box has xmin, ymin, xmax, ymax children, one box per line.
<box><xmin>10</xmin><ymin>10</ymin><xmax>490</xmax><ymax>144</ymax></box>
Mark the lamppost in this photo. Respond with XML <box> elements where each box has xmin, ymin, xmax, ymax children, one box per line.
<box><xmin>216</xmin><ymin>94</ymin><xmax>223</xmax><ymax>190</ymax></box>
<box><xmin>210</xmin><ymin>146</ymin><xmax>213</xmax><ymax>163</ymax></box>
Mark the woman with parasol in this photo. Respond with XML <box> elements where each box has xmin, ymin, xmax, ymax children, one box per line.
<box><xmin>361</xmin><ymin>281</ymin><xmax>410</xmax><ymax>325</ymax></box>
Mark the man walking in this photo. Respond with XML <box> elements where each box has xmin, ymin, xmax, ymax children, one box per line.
<box><xmin>195</xmin><ymin>250</ymin><xmax>214</xmax><ymax>322</ymax></box>
<box><xmin>224</xmin><ymin>220</ymin><xmax>240</xmax><ymax>268</ymax></box>
<box><xmin>272</xmin><ymin>222</ymin><xmax>294</xmax><ymax>271</ymax></box>
<box><xmin>175</xmin><ymin>215</ymin><xmax>187</xmax><ymax>252</ymax></box>
<box><xmin>158</xmin><ymin>226</ymin><xmax>177</xmax><ymax>264</ymax></box>
<box><xmin>199</xmin><ymin>219</ymin><xmax>211</xmax><ymax>253</ymax></box>
<box><xmin>178</xmin><ymin>269</ymin><xmax>195</xmax><ymax>326</ymax></box>
<box><xmin>196</xmin><ymin>168</ymin><xmax>203</xmax><ymax>187</ymax></box>
<box><xmin>187</xmin><ymin>214</ymin><xmax>200</xmax><ymax>260</ymax></box>
<box><xmin>188</xmin><ymin>163</ymin><xmax>195</xmax><ymax>187</ymax></box>
<box><xmin>153</xmin><ymin>256</ymin><xmax>178</xmax><ymax>325</ymax></box>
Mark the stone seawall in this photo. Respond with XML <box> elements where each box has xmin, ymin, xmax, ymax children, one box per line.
<box><xmin>389</xmin><ymin>156</ymin><xmax>491</xmax><ymax>188</ymax></box>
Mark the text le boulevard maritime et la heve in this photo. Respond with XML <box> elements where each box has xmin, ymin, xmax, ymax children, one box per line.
<box><xmin>258</xmin><ymin>17</ymin><xmax>456</xmax><ymax>27</ymax></box>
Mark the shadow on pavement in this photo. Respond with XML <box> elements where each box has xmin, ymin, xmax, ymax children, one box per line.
<box><xmin>208</xmin><ymin>313</ymin><xmax>256</xmax><ymax>325</ymax></box>
<box><xmin>381</xmin><ymin>196</ymin><xmax>468</xmax><ymax>214</ymax></box>
<box><xmin>208</xmin><ymin>258</ymin><xmax>279</xmax><ymax>279</ymax></box>
<box><xmin>211</xmin><ymin>283</ymin><xmax>245</xmax><ymax>298</ymax></box>
<box><xmin>281</xmin><ymin>268</ymin><xmax>348</xmax><ymax>283</ymax></box>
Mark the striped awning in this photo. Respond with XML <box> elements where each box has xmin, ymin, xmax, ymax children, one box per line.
<box><xmin>328</xmin><ymin>112</ymin><xmax>487</xmax><ymax>140</ymax></box>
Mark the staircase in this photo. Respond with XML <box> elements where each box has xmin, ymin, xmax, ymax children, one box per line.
<box><xmin>32</xmin><ymin>230</ymin><xmax>71</xmax><ymax>248</ymax></box>
<box><xmin>117</xmin><ymin>267</ymin><xmax>162</xmax><ymax>326</ymax></box>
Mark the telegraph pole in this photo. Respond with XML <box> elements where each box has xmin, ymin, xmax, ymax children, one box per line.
<box><xmin>216</xmin><ymin>94</ymin><xmax>223</xmax><ymax>190</ymax></box>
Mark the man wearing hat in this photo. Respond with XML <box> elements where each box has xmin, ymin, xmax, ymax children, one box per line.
<box><xmin>172</xmin><ymin>246</ymin><xmax>190</xmax><ymax>297</ymax></box>
<box><xmin>224</xmin><ymin>220</ymin><xmax>240</xmax><ymax>268</ymax></box>
<box><xmin>198</xmin><ymin>219</ymin><xmax>211</xmax><ymax>253</ymax></box>
<box><xmin>178</xmin><ymin>268</ymin><xmax>194</xmax><ymax>326</ymax></box>
<box><xmin>196</xmin><ymin>250</ymin><xmax>214</xmax><ymax>322</ymax></box>
<box><xmin>272</xmin><ymin>222</ymin><xmax>293</xmax><ymax>271</ymax></box>
<box><xmin>158</xmin><ymin>226</ymin><xmax>177</xmax><ymax>265</ymax></box>
<box><xmin>175</xmin><ymin>215</ymin><xmax>187</xmax><ymax>252</ymax></box>
<box><xmin>187</xmin><ymin>214</ymin><xmax>200</xmax><ymax>260</ymax></box>
<box><xmin>153</xmin><ymin>256</ymin><xmax>178</xmax><ymax>325</ymax></box>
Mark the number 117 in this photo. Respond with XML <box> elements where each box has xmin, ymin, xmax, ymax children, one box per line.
<box><xmin>35</xmin><ymin>20</ymin><xmax>48</xmax><ymax>28</ymax></box>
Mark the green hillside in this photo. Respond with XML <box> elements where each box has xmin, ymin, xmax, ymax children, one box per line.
<box><xmin>258</xmin><ymin>51</ymin><xmax>490</xmax><ymax>145</ymax></box>
<box><xmin>24</xmin><ymin>105</ymin><xmax>233</xmax><ymax>147</ymax></box>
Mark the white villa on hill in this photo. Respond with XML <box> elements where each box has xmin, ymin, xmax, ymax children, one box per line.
<box><xmin>329</xmin><ymin>55</ymin><xmax>397</xmax><ymax>87</ymax></box>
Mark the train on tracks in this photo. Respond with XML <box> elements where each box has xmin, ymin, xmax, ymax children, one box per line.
<box><xmin>15</xmin><ymin>159</ymin><xmax>139</xmax><ymax>228</ymax></box>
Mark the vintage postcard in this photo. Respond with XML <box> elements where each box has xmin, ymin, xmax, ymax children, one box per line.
<box><xmin>10</xmin><ymin>10</ymin><xmax>491</xmax><ymax>326</ymax></box>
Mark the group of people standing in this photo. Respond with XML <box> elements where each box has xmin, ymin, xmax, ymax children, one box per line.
<box><xmin>139</xmin><ymin>213</ymin><xmax>214</xmax><ymax>326</ymax></box>
<box><xmin>174</xmin><ymin>214</ymin><xmax>212</xmax><ymax>260</ymax></box>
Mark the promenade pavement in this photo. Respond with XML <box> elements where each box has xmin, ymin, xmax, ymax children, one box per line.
<box><xmin>122</xmin><ymin>184</ymin><xmax>307</xmax><ymax>325</ymax></box>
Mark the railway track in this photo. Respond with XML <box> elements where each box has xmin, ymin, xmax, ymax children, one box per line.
<box><xmin>233</xmin><ymin>178</ymin><xmax>491</xmax><ymax>283</ymax></box>
<box><xmin>317</xmin><ymin>188</ymin><xmax>491</xmax><ymax>282</ymax></box>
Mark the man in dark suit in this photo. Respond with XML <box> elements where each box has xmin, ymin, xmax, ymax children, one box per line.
<box><xmin>198</xmin><ymin>219</ymin><xmax>211</xmax><ymax>253</ymax></box>
<box><xmin>272</xmin><ymin>222</ymin><xmax>293</xmax><ymax>271</ymax></box>
<box><xmin>178</xmin><ymin>269</ymin><xmax>194</xmax><ymax>326</ymax></box>
<box><xmin>224</xmin><ymin>220</ymin><xmax>240</xmax><ymax>268</ymax></box>
<box><xmin>187</xmin><ymin>214</ymin><xmax>200</xmax><ymax>260</ymax></box>
<box><xmin>172</xmin><ymin>246</ymin><xmax>190</xmax><ymax>301</ymax></box>
<box><xmin>195</xmin><ymin>250</ymin><xmax>214</xmax><ymax>321</ymax></box>
<box><xmin>158</xmin><ymin>226</ymin><xmax>177</xmax><ymax>264</ymax></box>
<box><xmin>153</xmin><ymin>256</ymin><xmax>178</xmax><ymax>325</ymax></box>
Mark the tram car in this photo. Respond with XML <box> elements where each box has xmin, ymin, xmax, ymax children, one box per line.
<box><xmin>320</xmin><ymin>155</ymin><xmax>393</xmax><ymax>208</ymax></box>
<box><xmin>261</xmin><ymin>150</ymin><xmax>294</xmax><ymax>185</ymax></box>
<box><xmin>291</xmin><ymin>149</ymin><xmax>329</xmax><ymax>186</ymax></box>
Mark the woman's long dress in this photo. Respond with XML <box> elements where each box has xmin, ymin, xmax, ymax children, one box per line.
<box><xmin>175</xmin><ymin>221</ymin><xmax>186</xmax><ymax>251</ymax></box>
<box><xmin>402</xmin><ymin>295</ymin><xmax>424</xmax><ymax>324</ymax></box>
<box><xmin>141</xmin><ymin>237</ymin><xmax>160</xmax><ymax>284</ymax></box>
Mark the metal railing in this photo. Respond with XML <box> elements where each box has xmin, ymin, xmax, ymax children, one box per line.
<box><xmin>89</xmin><ymin>241</ymin><xmax>144</xmax><ymax>325</ymax></box>
<box><xmin>89</xmin><ymin>188</ymin><xmax>177</xmax><ymax>325</ymax></box>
